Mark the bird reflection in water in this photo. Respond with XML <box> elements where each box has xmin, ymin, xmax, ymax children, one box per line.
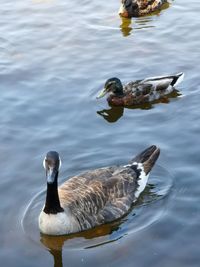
<box><xmin>40</xmin><ymin>222</ymin><xmax>121</xmax><ymax>267</ymax></box>
<box><xmin>120</xmin><ymin>17</ymin><xmax>132</xmax><ymax>37</ymax></box>
<box><xmin>97</xmin><ymin>90</ymin><xmax>181</xmax><ymax>123</ymax></box>
<box><xmin>97</xmin><ymin>106</ymin><xmax>124</xmax><ymax>123</ymax></box>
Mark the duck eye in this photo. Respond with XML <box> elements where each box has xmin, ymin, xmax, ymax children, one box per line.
<box><xmin>106</xmin><ymin>82</ymin><xmax>115</xmax><ymax>89</ymax></box>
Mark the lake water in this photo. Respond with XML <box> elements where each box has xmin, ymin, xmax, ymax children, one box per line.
<box><xmin>1</xmin><ymin>0</ymin><xmax>200</xmax><ymax>266</ymax></box>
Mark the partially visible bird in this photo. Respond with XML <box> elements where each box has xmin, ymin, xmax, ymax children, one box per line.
<box><xmin>39</xmin><ymin>145</ymin><xmax>160</xmax><ymax>235</ymax></box>
<box><xmin>97</xmin><ymin>72</ymin><xmax>184</xmax><ymax>106</ymax></box>
<box><xmin>119</xmin><ymin>0</ymin><xmax>168</xmax><ymax>18</ymax></box>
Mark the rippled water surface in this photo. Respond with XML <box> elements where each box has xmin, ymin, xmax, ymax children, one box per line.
<box><xmin>1</xmin><ymin>0</ymin><xmax>200</xmax><ymax>266</ymax></box>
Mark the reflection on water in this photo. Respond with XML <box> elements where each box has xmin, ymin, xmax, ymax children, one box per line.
<box><xmin>97</xmin><ymin>90</ymin><xmax>181</xmax><ymax>123</ymax></box>
<box><xmin>41</xmin><ymin>223</ymin><xmax>121</xmax><ymax>267</ymax></box>
<box><xmin>49</xmin><ymin>250</ymin><xmax>63</xmax><ymax>267</ymax></box>
<box><xmin>97</xmin><ymin>106</ymin><xmax>124</xmax><ymax>123</ymax></box>
<box><xmin>120</xmin><ymin>18</ymin><xmax>133</xmax><ymax>37</ymax></box>
<box><xmin>120</xmin><ymin>17</ymin><xmax>154</xmax><ymax>37</ymax></box>
<box><xmin>40</xmin><ymin>222</ymin><xmax>120</xmax><ymax>251</ymax></box>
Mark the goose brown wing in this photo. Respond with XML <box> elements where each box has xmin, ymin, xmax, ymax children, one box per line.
<box><xmin>96</xmin><ymin>167</ymin><xmax>138</xmax><ymax>224</ymax></box>
<box><xmin>58</xmin><ymin>166</ymin><xmax>138</xmax><ymax>231</ymax></box>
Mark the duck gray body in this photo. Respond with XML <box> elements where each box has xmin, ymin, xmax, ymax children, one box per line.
<box><xmin>39</xmin><ymin>146</ymin><xmax>160</xmax><ymax>235</ymax></box>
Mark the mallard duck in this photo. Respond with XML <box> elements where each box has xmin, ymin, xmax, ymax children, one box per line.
<box><xmin>97</xmin><ymin>72</ymin><xmax>184</xmax><ymax>106</ymax></box>
<box><xmin>119</xmin><ymin>0</ymin><xmax>168</xmax><ymax>18</ymax></box>
<box><xmin>39</xmin><ymin>146</ymin><xmax>160</xmax><ymax>235</ymax></box>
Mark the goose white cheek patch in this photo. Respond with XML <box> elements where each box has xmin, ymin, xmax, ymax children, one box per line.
<box><xmin>133</xmin><ymin>163</ymin><xmax>149</xmax><ymax>199</ymax></box>
<box><xmin>124</xmin><ymin>162</ymin><xmax>149</xmax><ymax>199</ymax></box>
<box><xmin>59</xmin><ymin>157</ymin><xmax>62</xmax><ymax>169</ymax></box>
<box><xmin>43</xmin><ymin>157</ymin><xmax>46</xmax><ymax>169</ymax></box>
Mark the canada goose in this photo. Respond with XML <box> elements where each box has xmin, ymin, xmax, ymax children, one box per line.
<box><xmin>39</xmin><ymin>145</ymin><xmax>160</xmax><ymax>235</ymax></box>
<box><xmin>97</xmin><ymin>73</ymin><xmax>184</xmax><ymax>106</ymax></box>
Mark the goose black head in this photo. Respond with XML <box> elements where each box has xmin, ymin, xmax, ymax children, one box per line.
<box><xmin>43</xmin><ymin>151</ymin><xmax>61</xmax><ymax>184</ymax></box>
<box><xmin>119</xmin><ymin>0</ymin><xmax>139</xmax><ymax>18</ymax></box>
<box><xmin>97</xmin><ymin>78</ymin><xmax>124</xmax><ymax>99</ymax></box>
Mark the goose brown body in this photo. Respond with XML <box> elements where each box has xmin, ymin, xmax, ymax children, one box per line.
<box><xmin>58</xmin><ymin>166</ymin><xmax>138</xmax><ymax>230</ymax></box>
<box><xmin>39</xmin><ymin>146</ymin><xmax>160</xmax><ymax>235</ymax></box>
<box><xmin>119</xmin><ymin>0</ymin><xmax>168</xmax><ymax>18</ymax></box>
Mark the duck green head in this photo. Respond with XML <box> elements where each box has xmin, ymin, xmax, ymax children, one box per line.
<box><xmin>97</xmin><ymin>78</ymin><xmax>124</xmax><ymax>99</ymax></box>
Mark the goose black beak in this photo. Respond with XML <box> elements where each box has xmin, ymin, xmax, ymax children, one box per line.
<box><xmin>46</xmin><ymin>168</ymin><xmax>57</xmax><ymax>184</ymax></box>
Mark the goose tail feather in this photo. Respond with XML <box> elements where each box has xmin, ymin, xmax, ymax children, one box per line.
<box><xmin>130</xmin><ymin>145</ymin><xmax>160</xmax><ymax>175</ymax></box>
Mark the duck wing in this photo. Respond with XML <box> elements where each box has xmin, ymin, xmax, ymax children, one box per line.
<box><xmin>137</xmin><ymin>0</ymin><xmax>166</xmax><ymax>15</ymax></box>
<box><xmin>58</xmin><ymin>145</ymin><xmax>160</xmax><ymax>231</ymax></box>
<box><xmin>124</xmin><ymin>72</ymin><xmax>184</xmax><ymax>103</ymax></box>
<box><xmin>141</xmin><ymin>72</ymin><xmax>184</xmax><ymax>91</ymax></box>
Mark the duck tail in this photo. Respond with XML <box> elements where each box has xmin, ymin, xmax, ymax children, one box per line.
<box><xmin>130</xmin><ymin>145</ymin><xmax>160</xmax><ymax>175</ymax></box>
<box><xmin>171</xmin><ymin>72</ymin><xmax>184</xmax><ymax>87</ymax></box>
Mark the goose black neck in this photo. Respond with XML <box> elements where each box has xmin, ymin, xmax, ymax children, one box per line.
<box><xmin>43</xmin><ymin>172</ymin><xmax>64</xmax><ymax>214</ymax></box>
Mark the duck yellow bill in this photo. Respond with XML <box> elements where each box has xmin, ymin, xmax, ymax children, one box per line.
<box><xmin>96</xmin><ymin>88</ymin><xmax>107</xmax><ymax>99</ymax></box>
